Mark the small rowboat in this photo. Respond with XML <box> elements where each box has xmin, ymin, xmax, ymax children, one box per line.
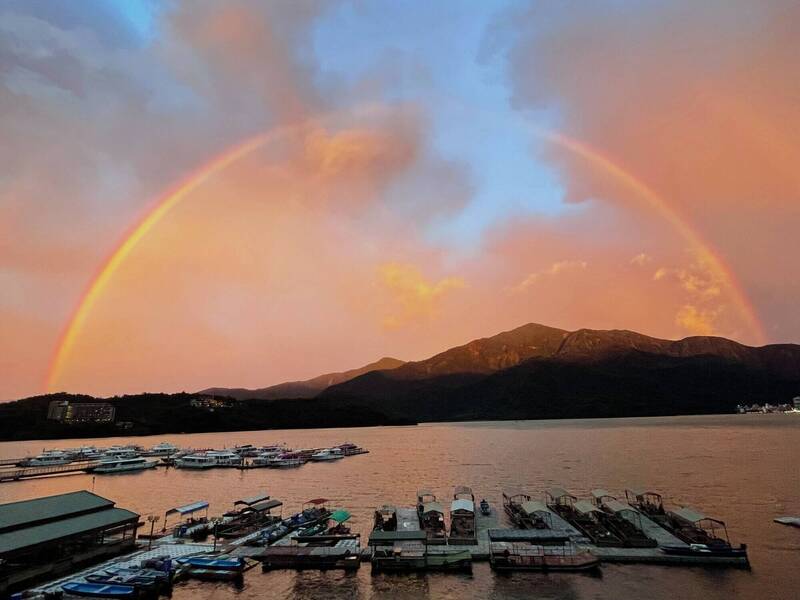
<box><xmin>176</xmin><ymin>556</ymin><xmax>244</xmax><ymax>571</ymax></box>
<box><xmin>85</xmin><ymin>574</ymin><xmax>158</xmax><ymax>591</ymax></box>
<box><xmin>61</xmin><ymin>582</ymin><xmax>138</xmax><ymax>598</ymax></box>
<box><xmin>660</xmin><ymin>543</ymin><xmax>748</xmax><ymax>558</ymax></box>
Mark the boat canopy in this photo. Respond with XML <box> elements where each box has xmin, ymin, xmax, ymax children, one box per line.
<box><xmin>671</xmin><ymin>506</ymin><xmax>723</xmax><ymax>526</ymax></box>
<box><xmin>591</xmin><ymin>489</ymin><xmax>614</xmax><ymax>500</ymax></box>
<box><xmin>451</xmin><ymin>499</ymin><xmax>474</xmax><ymax>514</ymax></box>
<box><xmin>251</xmin><ymin>499</ymin><xmax>282</xmax><ymax>512</ymax></box>
<box><xmin>330</xmin><ymin>509</ymin><xmax>351</xmax><ymax>524</ymax></box>
<box><xmin>377</xmin><ymin>504</ymin><xmax>397</xmax><ymax>514</ymax></box>
<box><xmin>503</xmin><ymin>490</ymin><xmax>530</xmax><ymax>502</ymax></box>
<box><xmin>520</xmin><ymin>500</ymin><xmax>549</xmax><ymax>515</ymax></box>
<box><xmin>546</xmin><ymin>487</ymin><xmax>576</xmax><ymax>501</ymax></box>
<box><xmin>574</xmin><ymin>500</ymin><xmax>603</xmax><ymax>515</ymax></box>
<box><xmin>603</xmin><ymin>499</ymin><xmax>638</xmax><ymax>515</ymax></box>
<box><xmin>305</xmin><ymin>498</ymin><xmax>329</xmax><ymax>506</ymax></box>
<box><xmin>422</xmin><ymin>501</ymin><xmax>444</xmax><ymax>515</ymax></box>
<box><xmin>454</xmin><ymin>485</ymin><xmax>473</xmax><ymax>497</ymax></box>
<box><xmin>625</xmin><ymin>487</ymin><xmax>661</xmax><ymax>500</ymax></box>
<box><xmin>234</xmin><ymin>493</ymin><xmax>270</xmax><ymax>507</ymax></box>
<box><xmin>165</xmin><ymin>501</ymin><xmax>208</xmax><ymax>516</ymax></box>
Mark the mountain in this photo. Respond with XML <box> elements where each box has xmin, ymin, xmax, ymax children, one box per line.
<box><xmin>201</xmin><ymin>356</ymin><xmax>405</xmax><ymax>400</ymax></box>
<box><xmin>321</xmin><ymin>323</ymin><xmax>800</xmax><ymax>420</ymax></box>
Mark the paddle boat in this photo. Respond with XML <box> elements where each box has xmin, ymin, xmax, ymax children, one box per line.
<box><xmin>480</xmin><ymin>499</ymin><xmax>491</xmax><ymax>515</ymax></box>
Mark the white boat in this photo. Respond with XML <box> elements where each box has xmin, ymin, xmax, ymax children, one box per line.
<box><xmin>102</xmin><ymin>447</ymin><xmax>140</xmax><ymax>461</ymax></box>
<box><xmin>233</xmin><ymin>444</ymin><xmax>259</xmax><ymax>457</ymax></box>
<box><xmin>144</xmin><ymin>441</ymin><xmax>179</xmax><ymax>457</ymax></box>
<box><xmin>252</xmin><ymin>450</ymin><xmax>283</xmax><ymax>466</ymax></box>
<box><xmin>21</xmin><ymin>450</ymin><xmax>73</xmax><ymax>467</ymax></box>
<box><xmin>310</xmin><ymin>448</ymin><xmax>345</xmax><ymax>461</ymax></box>
<box><xmin>269</xmin><ymin>456</ymin><xmax>304</xmax><ymax>468</ymax></box>
<box><xmin>65</xmin><ymin>446</ymin><xmax>103</xmax><ymax>460</ymax></box>
<box><xmin>93</xmin><ymin>457</ymin><xmax>159</xmax><ymax>474</ymax></box>
<box><xmin>206</xmin><ymin>450</ymin><xmax>242</xmax><ymax>467</ymax></box>
<box><xmin>175</xmin><ymin>454</ymin><xmax>217</xmax><ymax>469</ymax></box>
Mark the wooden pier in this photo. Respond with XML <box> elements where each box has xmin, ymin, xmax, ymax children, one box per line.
<box><xmin>0</xmin><ymin>461</ymin><xmax>101</xmax><ymax>482</ymax></box>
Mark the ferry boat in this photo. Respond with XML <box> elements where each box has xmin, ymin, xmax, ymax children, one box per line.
<box><xmin>175</xmin><ymin>454</ymin><xmax>217</xmax><ymax>469</ymax></box>
<box><xmin>310</xmin><ymin>448</ymin><xmax>345</xmax><ymax>461</ymax></box>
<box><xmin>20</xmin><ymin>450</ymin><xmax>73</xmax><ymax>467</ymax></box>
<box><xmin>93</xmin><ymin>457</ymin><xmax>159</xmax><ymax>474</ymax></box>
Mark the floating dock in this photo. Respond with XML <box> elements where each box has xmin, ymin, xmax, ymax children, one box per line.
<box><xmin>0</xmin><ymin>460</ymin><xmax>101</xmax><ymax>482</ymax></box>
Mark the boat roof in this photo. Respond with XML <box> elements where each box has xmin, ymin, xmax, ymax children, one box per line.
<box><xmin>454</xmin><ymin>485</ymin><xmax>473</xmax><ymax>497</ymax></box>
<box><xmin>234</xmin><ymin>493</ymin><xmax>270</xmax><ymax>507</ymax></box>
<box><xmin>520</xmin><ymin>500</ymin><xmax>549</xmax><ymax>515</ymax></box>
<box><xmin>417</xmin><ymin>488</ymin><xmax>435</xmax><ymax>497</ymax></box>
<box><xmin>603</xmin><ymin>499</ymin><xmax>638</xmax><ymax>514</ymax></box>
<box><xmin>671</xmin><ymin>506</ymin><xmax>722</xmax><ymax>525</ymax></box>
<box><xmin>574</xmin><ymin>500</ymin><xmax>603</xmax><ymax>515</ymax></box>
<box><xmin>591</xmin><ymin>489</ymin><xmax>614</xmax><ymax>500</ymax></box>
<box><xmin>250</xmin><ymin>499</ymin><xmax>282</xmax><ymax>512</ymax></box>
<box><xmin>165</xmin><ymin>501</ymin><xmax>209</xmax><ymax>516</ymax></box>
<box><xmin>503</xmin><ymin>490</ymin><xmax>530</xmax><ymax>500</ymax></box>
<box><xmin>0</xmin><ymin>491</ymin><xmax>114</xmax><ymax>534</ymax></box>
<box><xmin>422</xmin><ymin>501</ymin><xmax>444</xmax><ymax>514</ymax></box>
<box><xmin>451</xmin><ymin>499</ymin><xmax>474</xmax><ymax>513</ymax></box>
<box><xmin>330</xmin><ymin>509</ymin><xmax>351</xmax><ymax>524</ymax></box>
<box><xmin>546</xmin><ymin>487</ymin><xmax>575</xmax><ymax>500</ymax></box>
<box><xmin>626</xmin><ymin>487</ymin><xmax>661</xmax><ymax>499</ymax></box>
<box><xmin>305</xmin><ymin>498</ymin><xmax>329</xmax><ymax>505</ymax></box>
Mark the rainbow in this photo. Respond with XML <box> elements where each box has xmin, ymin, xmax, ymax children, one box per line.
<box><xmin>538</xmin><ymin>130</ymin><xmax>766</xmax><ymax>345</ymax></box>
<box><xmin>45</xmin><ymin>126</ymin><xmax>767</xmax><ymax>392</ymax></box>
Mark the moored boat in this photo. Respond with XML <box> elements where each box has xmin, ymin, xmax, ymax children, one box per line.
<box><xmin>310</xmin><ymin>448</ymin><xmax>344</xmax><ymax>461</ymax></box>
<box><xmin>175</xmin><ymin>454</ymin><xmax>216</xmax><ymax>469</ymax></box>
<box><xmin>61</xmin><ymin>581</ymin><xmax>138</xmax><ymax>598</ymax></box>
<box><xmin>93</xmin><ymin>457</ymin><xmax>159</xmax><ymax>474</ymax></box>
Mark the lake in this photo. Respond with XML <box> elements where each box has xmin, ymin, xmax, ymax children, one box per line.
<box><xmin>1</xmin><ymin>414</ymin><xmax>798</xmax><ymax>599</ymax></box>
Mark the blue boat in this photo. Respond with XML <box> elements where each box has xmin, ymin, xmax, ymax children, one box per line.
<box><xmin>85</xmin><ymin>573</ymin><xmax>158</xmax><ymax>591</ymax></box>
<box><xmin>61</xmin><ymin>581</ymin><xmax>138</xmax><ymax>598</ymax></box>
<box><xmin>176</xmin><ymin>556</ymin><xmax>244</xmax><ymax>571</ymax></box>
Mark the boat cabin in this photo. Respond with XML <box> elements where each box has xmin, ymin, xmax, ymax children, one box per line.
<box><xmin>449</xmin><ymin>486</ymin><xmax>476</xmax><ymax>544</ymax></box>
<box><xmin>668</xmin><ymin>507</ymin><xmax>733</xmax><ymax>547</ymax></box>
<box><xmin>373</xmin><ymin>505</ymin><xmax>398</xmax><ymax>532</ymax></box>
<box><xmin>624</xmin><ymin>488</ymin><xmax>665</xmax><ymax>516</ymax></box>
<box><xmin>590</xmin><ymin>489</ymin><xmax>616</xmax><ymax>507</ymax></box>
<box><xmin>545</xmin><ymin>487</ymin><xmax>577</xmax><ymax>514</ymax></box>
<box><xmin>420</xmin><ymin>501</ymin><xmax>447</xmax><ymax>544</ymax></box>
<box><xmin>417</xmin><ymin>489</ymin><xmax>437</xmax><ymax>515</ymax></box>
<box><xmin>519</xmin><ymin>500</ymin><xmax>553</xmax><ymax>529</ymax></box>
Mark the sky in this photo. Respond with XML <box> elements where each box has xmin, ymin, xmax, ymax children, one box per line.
<box><xmin>2</xmin><ymin>0</ymin><xmax>799</xmax><ymax>400</ymax></box>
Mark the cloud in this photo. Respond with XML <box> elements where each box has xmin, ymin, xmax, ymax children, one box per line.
<box><xmin>378</xmin><ymin>262</ymin><xmax>465</xmax><ymax>329</ymax></box>
<box><xmin>492</xmin><ymin>0</ymin><xmax>800</xmax><ymax>342</ymax></box>
<box><xmin>675</xmin><ymin>305</ymin><xmax>716</xmax><ymax>337</ymax></box>
<box><xmin>630</xmin><ymin>253</ymin><xmax>651</xmax><ymax>267</ymax></box>
<box><xmin>513</xmin><ymin>260</ymin><xmax>588</xmax><ymax>292</ymax></box>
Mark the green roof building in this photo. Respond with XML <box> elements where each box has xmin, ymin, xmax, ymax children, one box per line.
<box><xmin>0</xmin><ymin>491</ymin><xmax>139</xmax><ymax>594</ymax></box>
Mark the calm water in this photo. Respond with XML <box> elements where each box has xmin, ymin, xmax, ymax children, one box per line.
<box><xmin>1</xmin><ymin>415</ymin><xmax>798</xmax><ymax>599</ymax></box>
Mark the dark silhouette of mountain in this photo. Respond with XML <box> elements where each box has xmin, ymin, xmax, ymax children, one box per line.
<box><xmin>321</xmin><ymin>323</ymin><xmax>800</xmax><ymax>420</ymax></box>
<box><xmin>201</xmin><ymin>356</ymin><xmax>405</xmax><ymax>400</ymax></box>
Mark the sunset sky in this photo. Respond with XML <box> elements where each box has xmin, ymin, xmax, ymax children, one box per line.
<box><xmin>2</xmin><ymin>1</ymin><xmax>799</xmax><ymax>400</ymax></box>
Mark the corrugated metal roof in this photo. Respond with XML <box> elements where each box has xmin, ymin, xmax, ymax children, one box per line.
<box><xmin>0</xmin><ymin>507</ymin><xmax>139</xmax><ymax>555</ymax></box>
<box><xmin>250</xmin><ymin>499</ymin><xmax>282</xmax><ymax>512</ymax></box>
<box><xmin>450</xmin><ymin>499</ymin><xmax>474</xmax><ymax>513</ymax></box>
<box><xmin>670</xmin><ymin>507</ymin><xmax>708</xmax><ymax>524</ymax></box>
<box><xmin>574</xmin><ymin>500</ymin><xmax>602</xmax><ymax>515</ymax></box>
<box><xmin>166</xmin><ymin>501</ymin><xmax>208</xmax><ymax>516</ymax></box>
<box><xmin>0</xmin><ymin>491</ymin><xmax>113</xmax><ymax>533</ymax></box>
<box><xmin>453</xmin><ymin>485</ymin><xmax>473</xmax><ymax>497</ymax></box>
<box><xmin>520</xmin><ymin>500</ymin><xmax>549</xmax><ymax>515</ymax></box>
<box><xmin>234</xmin><ymin>493</ymin><xmax>269</xmax><ymax>506</ymax></box>
<box><xmin>603</xmin><ymin>500</ymin><xmax>637</xmax><ymax>514</ymax></box>
<box><xmin>422</xmin><ymin>502</ymin><xmax>444</xmax><ymax>514</ymax></box>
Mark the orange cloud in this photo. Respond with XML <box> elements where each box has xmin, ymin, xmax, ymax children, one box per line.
<box><xmin>512</xmin><ymin>259</ymin><xmax>588</xmax><ymax>292</ymax></box>
<box><xmin>378</xmin><ymin>262</ymin><xmax>465</xmax><ymax>330</ymax></box>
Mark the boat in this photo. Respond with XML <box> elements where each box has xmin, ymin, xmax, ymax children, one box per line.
<box><xmin>179</xmin><ymin>567</ymin><xmax>244</xmax><ymax>583</ymax></box>
<box><xmin>774</xmin><ymin>516</ymin><xmax>800</xmax><ymax>528</ymax></box>
<box><xmin>310</xmin><ymin>448</ymin><xmax>345</xmax><ymax>461</ymax></box>
<box><xmin>489</xmin><ymin>541</ymin><xmax>600</xmax><ymax>572</ymax></box>
<box><xmin>143</xmin><ymin>441</ymin><xmax>179</xmax><ymax>457</ymax></box>
<box><xmin>503</xmin><ymin>491</ymin><xmax>549</xmax><ymax>529</ymax></box>
<box><xmin>337</xmin><ymin>442</ymin><xmax>369</xmax><ymax>456</ymax></box>
<box><xmin>371</xmin><ymin>546</ymin><xmax>472</xmax><ymax>572</ymax></box>
<box><xmin>660</xmin><ymin>543</ymin><xmax>749</xmax><ymax>558</ymax></box>
<box><xmin>20</xmin><ymin>450</ymin><xmax>73</xmax><ymax>467</ymax></box>
<box><xmin>251</xmin><ymin>450</ymin><xmax>283</xmax><ymax>466</ymax></box>
<box><xmin>175</xmin><ymin>454</ymin><xmax>217</xmax><ymax>469</ymax></box>
<box><xmin>84</xmin><ymin>573</ymin><xmax>158</xmax><ymax>591</ymax></box>
<box><xmin>258</xmin><ymin>545</ymin><xmax>361</xmax><ymax>571</ymax></box>
<box><xmin>417</xmin><ymin>490</ymin><xmax>447</xmax><ymax>544</ymax></box>
<box><xmin>93</xmin><ymin>457</ymin><xmax>159</xmax><ymax>474</ymax></box>
<box><xmin>449</xmin><ymin>486</ymin><xmax>476</xmax><ymax>545</ymax></box>
<box><xmin>101</xmin><ymin>448</ymin><xmax>140</xmax><ymax>461</ymax></box>
<box><xmin>480</xmin><ymin>499</ymin><xmax>491</xmax><ymax>515</ymax></box>
<box><xmin>61</xmin><ymin>581</ymin><xmax>138</xmax><ymax>598</ymax></box>
<box><xmin>206</xmin><ymin>450</ymin><xmax>243</xmax><ymax>467</ymax></box>
<box><xmin>268</xmin><ymin>452</ymin><xmax>306</xmax><ymax>468</ymax></box>
<box><xmin>175</xmin><ymin>556</ymin><xmax>245</xmax><ymax>571</ymax></box>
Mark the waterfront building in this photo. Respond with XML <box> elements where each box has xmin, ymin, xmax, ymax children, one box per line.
<box><xmin>0</xmin><ymin>491</ymin><xmax>139</xmax><ymax>594</ymax></box>
<box><xmin>47</xmin><ymin>400</ymin><xmax>115</xmax><ymax>424</ymax></box>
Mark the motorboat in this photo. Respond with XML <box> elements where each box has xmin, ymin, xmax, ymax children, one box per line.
<box><xmin>233</xmin><ymin>444</ymin><xmax>259</xmax><ymax>457</ymax></box>
<box><xmin>20</xmin><ymin>450</ymin><xmax>73</xmax><ymax>467</ymax></box>
<box><xmin>61</xmin><ymin>581</ymin><xmax>137</xmax><ymax>598</ymax></box>
<box><xmin>660</xmin><ymin>543</ymin><xmax>749</xmax><ymax>557</ymax></box>
<box><xmin>251</xmin><ymin>450</ymin><xmax>283</xmax><ymax>466</ymax></box>
<box><xmin>143</xmin><ymin>441</ymin><xmax>179</xmax><ymax>456</ymax></box>
<box><xmin>480</xmin><ymin>499</ymin><xmax>491</xmax><ymax>515</ymax></box>
<box><xmin>337</xmin><ymin>442</ymin><xmax>369</xmax><ymax>456</ymax></box>
<box><xmin>93</xmin><ymin>457</ymin><xmax>159</xmax><ymax>474</ymax></box>
<box><xmin>268</xmin><ymin>455</ymin><xmax>305</xmax><ymax>468</ymax></box>
<box><xmin>310</xmin><ymin>448</ymin><xmax>345</xmax><ymax>461</ymax></box>
<box><xmin>101</xmin><ymin>447</ymin><xmax>140</xmax><ymax>461</ymax></box>
<box><xmin>175</xmin><ymin>454</ymin><xmax>217</xmax><ymax>469</ymax></box>
<box><xmin>66</xmin><ymin>446</ymin><xmax>104</xmax><ymax>460</ymax></box>
<box><xmin>207</xmin><ymin>450</ymin><xmax>242</xmax><ymax>467</ymax></box>
<box><xmin>176</xmin><ymin>556</ymin><xmax>245</xmax><ymax>571</ymax></box>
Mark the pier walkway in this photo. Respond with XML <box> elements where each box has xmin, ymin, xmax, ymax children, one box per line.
<box><xmin>0</xmin><ymin>461</ymin><xmax>100</xmax><ymax>482</ymax></box>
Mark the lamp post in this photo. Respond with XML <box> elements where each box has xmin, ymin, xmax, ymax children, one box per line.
<box><xmin>212</xmin><ymin>520</ymin><xmax>220</xmax><ymax>552</ymax></box>
<box><xmin>146</xmin><ymin>515</ymin><xmax>160</xmax><ymax>551</ymax></box>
